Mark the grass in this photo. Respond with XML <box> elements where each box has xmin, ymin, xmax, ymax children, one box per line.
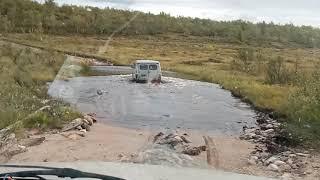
<box><xmin>0</xmin><ymin>43</ymin><xmax>82</xmax><ymax>132</ymax></box>
<box><xmin>2</xmin><ymin>33</ymin><xmax>320</xmax><ymax>148</ymax></box>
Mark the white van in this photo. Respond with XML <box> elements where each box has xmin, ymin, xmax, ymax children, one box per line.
<box><xmin>131</xmin><ymin>60</ymin><xmax>162</xmax><ymax>82</ymax></box>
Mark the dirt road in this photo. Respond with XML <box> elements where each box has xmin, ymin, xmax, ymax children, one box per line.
<box><xmin>9</xmin><ymin>122</ymin><xmax>275</xmax><ymax>177</ymax></box>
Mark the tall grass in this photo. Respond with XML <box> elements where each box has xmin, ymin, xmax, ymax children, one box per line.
<box><xmin>0</xmin><ymin>44</ymin><xmax>81</xmax><ymax>130</ymax></box>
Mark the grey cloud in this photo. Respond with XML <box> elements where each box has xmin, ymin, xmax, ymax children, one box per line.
<box><xmin>54</xmin><ymin>0</ymin><xmax>320</xmax><ymax>27</ymax></box>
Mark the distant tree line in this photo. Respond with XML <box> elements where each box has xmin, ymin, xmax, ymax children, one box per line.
<box><xmin>1</xmin><ymin>0</ymin><xmax>320</xmax><ymax>48</ymax></box>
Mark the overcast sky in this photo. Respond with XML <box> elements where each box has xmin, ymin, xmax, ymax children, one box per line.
<box><xmin>47</xmin><ymin>0</ymin><xmax>320</xmax><ymax>27</ymax></box>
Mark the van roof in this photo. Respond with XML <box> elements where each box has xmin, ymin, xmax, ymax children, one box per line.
<box><xmin>135</xmin><ymin>60</ymin><xmax>160</xmax><ymax>64</ymax></box>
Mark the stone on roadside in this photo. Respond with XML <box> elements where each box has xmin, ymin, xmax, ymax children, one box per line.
<box><xmin>180</xmin><ymin>136</ymin><xmax>191</xmax><ymax>143</ymax></box>
<box><xmin>241</xmin><ymin>133</ymin><xmax>256</xmax><ymax>140</ymax></box>
<box><xmin>267</xmin><ymin>163</ymin><xmax>279</xmax><ymax>172</ymax></box>
<box><xmin>265</xmin><ymin>156</ymin><xmax>278</xmax><ymax>166</ymax></box>
<box><xmin>263</xmin><ymin>129</ymin><xmax>274</xmax><ymax>134</ymax></box>
<box><xmin>244</xmin><ymin>128</ymin><xmax>256</xmax><ymax>134</ymax></box>
<box><xmin>296</xmin><ymin>153</ymin><xmax>309</xmax><ymax>157</ymax></box>
<box><xmin>82</xmin><ymin>119</ymin><xmax>90</xmax><ymax>125</ymax></box>
<box><xmin>84</xmin><ymin>115</ymin><xmax>94</xmax><ymax>126</ymax></box>
<box><xmin>182</xmin><ymin>146</ymin><xmax>206</xmax><ymax>156</ymax></box>
<box><xmin>288</xmin><ymin>154</ymin><xmax>296</xmax><ymax>158</ymax></box>
<box><xmin>287</xmin><ymin>158</ymin><xmax>294</xmax><ymax>165</ymax></box>
<box><xmin>265</xmin><ymin>124</ymin><xmax>274</xmax><ymax>129</ymax></box>
<box><xmin>77</xmin><ymin>132</ymin><xmax>85</xmax><ymax>137</ymax></box>
<box><xmin>62</xmin><ymin>118</ymin><xmax>83</xmax><ymax>132</ymax></box>
<box><xmin>279</xmin><ymin>164</ymin><xmax>292</xmax><ymax>172</ymax></box>
<box><xmin>20</xmin><ymin>137</ymin><xmax>45</xmax><ymax>147</ymax></box>
<box><xmin>274</xmin><ymin>160</ymin><xmax>286</xmax><ymax>166</ymax></box>
<box><xmin>81</xmin><ymin>123</ymin><xmax>91</xmax><ymax>131</ymax></box>
<box><xmin>248</xmin><ymin>156</ymin><xmax>259</xmax><ymax>165</ymax></box>
<box><xmin>80</xmin><ymin>129</ymin><xmax>87</xmax><ymax>133</ymax></box>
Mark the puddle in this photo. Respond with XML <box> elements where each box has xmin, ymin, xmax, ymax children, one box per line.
<box><xmin>49</xmin><ymin>66</ymin><xmax>257</xmax><ymax>135</ymax></box>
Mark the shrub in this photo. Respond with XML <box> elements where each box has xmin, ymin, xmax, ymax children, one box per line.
<box><xmin>283</xmin><ymin>67</ymin><xmax>320</xmax><ymax>147</ymax></box>
<box><xmin>265</xmin><ymin>56</ymin><xmax>293</xmax><ymax>84</ymax></box>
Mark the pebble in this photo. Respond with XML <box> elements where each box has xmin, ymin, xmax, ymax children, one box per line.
<box><xmin>248</xmin><ymin>156</ymin><xmax>259</xmax><ymax>165</ymax></box>
<box><xmin>248</xmin><ymin>158</ymin><xmax>257</xmax><ymax>165</ymax></box>
<box><xmin>287</xmin><ymin>158</ymin><xmax>294</xmax><ymax>165</ymax></box>
<box><xmin>263</xmin><ymin>129</ymin><xmax>274</xmax><ymax>133</ymax></box>
<box><xmin>288</xmin><ymin>154</ymin><xmax>296</xmax><ymax>158</ymax></box>
<box><xmin>244</xmin><ymin>128</ymin><xmax>256</xmax><ymax>134</ymax></box>
<box><xmin>267</xmin><ymin>163</ymin><xmax>279</xmax><ymax>172</ymax></box>
<box><xmin>279</xmin><ymin>164</ymin><xmax>292</xmax><ymax>172</ymax></box>
<box><xmin>296</xmin><ymin>153</ymin><xmax>309</xmax><ymax>157</ymax></box>
<box><xmin>274</xmin><ymin>160</ymin><xmax>286</xmax><ymax>166</ymax></box>
<box><xmin>265</xmin><ymin>124</ymin><xmax>274</xmax><ymax>129</ymax></box>
<box><xmin>80</xmin><ymin>129</ymin><xmax>87</xmax><ymax>133</ymax></box>
<box><xmin>265</xmin><ymin>156</ymin><xmax>278</xmax><ymax>166</ymax></box>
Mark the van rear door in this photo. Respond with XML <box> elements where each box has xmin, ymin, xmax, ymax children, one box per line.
<box><xmin>138</xmin><ymin>63</ymin><xmax>149</xmax><ymax>80</ymax></box>
<box><xmin>148</xmin><ymin>63</ymin><xmax>159</xmax><ymax>81</ymax></box>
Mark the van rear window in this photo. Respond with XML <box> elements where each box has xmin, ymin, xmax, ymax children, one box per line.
<box><xmin>149</xmin><ymin>64</ymin><xmax>158</xmax><ymax>70</ymax></box>
<box><xmin>140</xmin><ymin>64</ymin><xmax>148</xmax><ymax>70</ymax></box>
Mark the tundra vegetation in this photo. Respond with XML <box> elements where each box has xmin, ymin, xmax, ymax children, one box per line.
<box><xmin>0</xmin><ymin>44</ymin><xmax>81</xmax><ymax>134</ymax></box>
<box><xmin>0</xmin><ymin>0</ymin><xmax>320</xmax><ymax>148</ymax></box>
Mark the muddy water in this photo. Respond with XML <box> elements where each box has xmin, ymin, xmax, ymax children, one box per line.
<box><xmin>48</xmin><ymin>66</ymin><xmax>257</xmax><ymax>135</ymax></box>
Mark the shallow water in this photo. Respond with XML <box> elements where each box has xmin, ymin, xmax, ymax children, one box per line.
<box><xmin>48</xmin><ymin>67</ymin><xmax>257</xmax><ymax>135</ymax></box>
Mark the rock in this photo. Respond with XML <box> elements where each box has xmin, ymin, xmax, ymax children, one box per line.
<box><xmin>153</xmin><ymin>132</ymin><xmax>164</xmax><ymax>142</ymax></box>
<box><xmin>76</xmin><ymin>126</ymin><xmax>83</xmax><ymax>130</ymax></box>
<box><xmin>87</xmin><ymin>113</ymin><xmax>98</xmax><ymax>123</ymax></box>
<box><xmin>267</xmin><ymin>164</ymin><xmax>279</xmax><ymax>172</ymax></box>
<box><xmin>80</xmin><ymin>129</ymin><xmax>87</xmax><ymax>133</ymax></box>
<box><xmin>265</xmin><ymin>156</ymin><xmax>278</xmax><ymax>166</ymax></box>
<box><xmin>77</xmin><ymin>132</ymin><xmax>85</xmax><ymax>137</ymax></box>
<box><xmin>274</xmin><ymin>160</ymin><xmax>286</xmax><ymax>166</ymax></box>
<box><xmin>173</xmin><ymin>135</ymin><xmax>183</xmax><ymax>142</ymax></box>
<box><xmin>263</xmin><ymin>129</ymin><xmax>274</xmax><ymax>134</ymax></box>
<box><xmin>296</xmin><ymin>153</ymin><xmax>309</xmax><ymax>157</ymax></box>
<box><xmin>265</xmin><ymin>124</ymin><xmax>274</xmax><ymax>129</ymax></box>
<box><xmin>248</xmin><ymin>158</ymin><xmax>257</xmax><ymax>165</ymax></box>
<box><xmin>81</xmin><ymin>123</ymin><xmax>91</xmax><ymax>131</ymax></box>
<box><xmin>281</xmin><ymin>173</ymin><xmax>293</xmax><ymax>180</ymax></box>
<box><xmin>290</xmin><ymin>164</ymin><xmax>298</xmax><ymax>169</ymax></box>
<box><xmin>118</xmin><ymin>154</ymin><xmax>124</xmax><ymax>158</ymax></box>
<box><xmin>84</xmin><ymin>115</ymin><xmax>94</xmax><ymax>126</ymax></box>
<box><xmin>259</xmin><ymin>152</ymin><xmax>269</xmax><ymax>159</ymax></box>
<box><xmin>244</xmin><ymin>128</ymin><xmax>256</xmax><ymax>134</ymax></box>
<box><xmin>279</xmin><ymin>164</ymin><xmax>292</xmax><ymax>172</ymax></box>
<box><xmin>62</xmin><ymin>118</ymin><xmax>83</xmax><ymax>132</ymax></box>
<box><xmin>288</xmin><ymin>154</ymin><xmax>296</xmax><ymax>158</ymax></box>
<box><xmin>82</xmin><ymin>119</ymin><xmax>90</xmax><ymax>125</ymax></box>
<box><xmin>182</xmin><ymin>146</ymin><xmax>206</xmax><ymax>156</ymax></box>
<box><xmin>248</xmin><ymin>156</ymin><xmax>259</xmax><ymax>165</ymax></box>
<box><xmin>287</xmin><ymin>158</ymin><xmax>294</xmax><ymax>165</ymax></box>
<box><xmin>3</xmin><ymin>144</ymin><xmax>28</xmax><ymax>157</ymax></box>
<box><xmin>241</xmin><ymin>133</ymin><xmax>256</xmax><ymax>140</ymax></box>
<box><xmin>20</xmin><ymin>137</ymin><xmax>45</xmax><ymax>147</ymax></box>
<box><xmin>180</xmin><ymin>136</ymin><xmax>191</xmax><ymax>143</ymax></box>
<box><xmin>257</xmin><ymin>117</ymin><xmax>268</xmax><ymax>124</ymax></box>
